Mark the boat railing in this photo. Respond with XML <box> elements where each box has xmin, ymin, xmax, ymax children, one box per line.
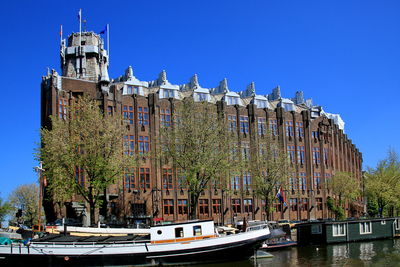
<box><xmin>246</xmin><ymin>224</ymin><xmax>269</xmax><ymax>232</ymax></box>
<box><xmin>27</xmin><ymin>239</ymin><xmax>151</xmax><ymax>247</ymax></box>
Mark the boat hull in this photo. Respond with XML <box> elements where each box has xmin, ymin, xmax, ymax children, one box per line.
<box><xmin>0</xmin><ymin>231</ymin><xmax>268</xmax><ymax>266</ymax></box>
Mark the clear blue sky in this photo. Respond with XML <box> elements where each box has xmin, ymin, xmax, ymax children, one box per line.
<box><xmin>0</xmin><ymin>0</ymin><xmax>399</xmax><ymax>199</ymax></box>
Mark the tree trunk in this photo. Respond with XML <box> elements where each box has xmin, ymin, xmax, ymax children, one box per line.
<box><xmin>189</xmin><ymin>192</ymin><xmax>199</xmax><ymax>220</ymax></box>
<box><xmin>265</xmin><ymin>197</ymin><xmax>270</xmax><ymax>221</ymax></box>
<box><xmin>88</xmin><ymin>187</ymin><xmax>96</xmax><ymax>226</ymax></box>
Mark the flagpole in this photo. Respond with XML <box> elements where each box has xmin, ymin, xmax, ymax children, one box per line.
<box><xmin>60</xmin><ymin>24</ymin><xmax>63</xmax><ymax>44</ymax></box>
<box><xmin>107</xmin><ymin>24</ymin><xmax>110</xmax><ymax>63</ymax></box>
<box><xmin>80</xmin><ymin>9</ymin><xmax>82</xmax><ymax>41</ymax></box>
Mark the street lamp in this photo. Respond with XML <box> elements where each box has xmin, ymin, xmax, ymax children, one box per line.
<box><xmin>34</xmin><ymin>162</ymin><xmax>45</xmax><ymax>230</ymax></box>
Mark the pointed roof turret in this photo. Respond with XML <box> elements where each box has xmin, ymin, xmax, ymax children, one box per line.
<box><xmin>212</xmin><ymin>78</ymin><xmax>229</xmax><ymax>94</ymax></box>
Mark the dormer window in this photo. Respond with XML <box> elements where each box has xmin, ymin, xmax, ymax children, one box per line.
<box><xmin>197</xmin><ymin>92</ymin><xmax>208</xmax><ymax>102</ymax></box>
<box><xmin>227</xmin><ymin>96</ymin><xmax>239</xmax><ymax>105</ymax></box>
<box><xmin>163</xmin><ymin>89</ymin><xmax>174</xmax><ymax>98</ymax></box>
<box><xmin>127</xmin><ymin>85</ymin><xmax>139</xmax><ymax>95</ymax></box>
<box><xmin>256</xmin><ymin>100</ymin><xmax>267</xmax><ymax>108</ymax></box>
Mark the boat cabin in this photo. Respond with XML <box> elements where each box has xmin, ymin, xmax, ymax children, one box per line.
<box><xmin>150</xmin><ymin>220</ymin><xmax>216</xmax><ymax>243</ymax></box>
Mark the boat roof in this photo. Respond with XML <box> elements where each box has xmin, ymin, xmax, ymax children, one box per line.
<box><xmin>152</xmin><ymin>219</ymin><xmax>213</xmax><ymax>228</ymax></box>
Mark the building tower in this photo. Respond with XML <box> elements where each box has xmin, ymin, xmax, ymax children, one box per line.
<box><xmin>60</xmin><ymin>32</ymin><xmax>109</xmax><ymax>82</ymax></box>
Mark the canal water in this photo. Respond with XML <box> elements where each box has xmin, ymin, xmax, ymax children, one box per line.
<box><xmin>197</xmin><ymin>239</ymin><xmax>400</xmax><ymax>267</ymax></box>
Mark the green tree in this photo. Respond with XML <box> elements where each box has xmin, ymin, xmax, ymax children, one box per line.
<box><xmin>252</xmin><ymin>133</ymin><xmax>292</xmax><ymax>220</ymax></box>
<box><xmin>0</xmin><ymin>195</ymin><xmax>11</xmax><ymax>228</ymax></box>
<box><xmin>8</xmin><ymin>184</ymin><xmax>39</xmax><ymax>227</ymax></box>
<box><xmin>329</xmin><ymin>171</ymin><xmax>361</xmax><ymax>219</ymax></box>
<box><xmin>365</xmin><ymin>149</ymin><xmax>400</xmax><ymax>217</ymax></box>
<box><xmin>39</xmin><ymin>96</ymin><xmax>136</xmax><ymax>225</ymax></box>
<box><xmin>160</xmin><ymin>98</ymin><xmax>231</xmax><ymax>219</ymax></box>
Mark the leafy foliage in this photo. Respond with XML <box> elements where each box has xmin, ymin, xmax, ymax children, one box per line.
<box><xmin>160</xmin><ymin>98</ymin><xmax>231</xmax><ymax>219</ymax></box>
<box><xmin>8</xmin><ymin>184</ymin><xmax>39</xmax><ymax>227</ymax></box>
<box><xmin>39</xmin><ymin>96</ymin><xmax>135</xmax><ymax>224</ymax></box>
<box><xmin>365</xmin><ymin>149</ymin><xmax>400</xmax><ymax>217</ymax></box>
<box><xmin>0</xmin><ymin>195</ymin><xmax>11</xmax><ymax>227</ymax></box>
<box><xmin>252</xmin><ymin>132</ymin><xmax>292</xmax><ymax>220</ymax></box>
<box><xmin>328</xmin><ymin>171</ymin><xmax>361</xmax><ymax>219</ymax></box>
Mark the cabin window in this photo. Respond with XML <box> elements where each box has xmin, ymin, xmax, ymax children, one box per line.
<box><xmin>157</xmin><ymin>230</ymin><xmax>162</xmax><ymax>235</ymax></box>
<box><xmin>360</xmin><ymin>222</ymin><xmax>372</xmax><ymax>234</ymax></box>
<box><xmin>332</xmin><ymin>223</ymin><xmax>346</xmax><ymax>237</ymax></box>
<box><xmin>396</xmin><ymin>219</ymin><xmax>400</xmax><ymax>230</ymax></box>
<box><xmin>175</xmin><ymin>227</ymin><xmax>184</xmax><ymax>238</ymax></box>
<box><xmin>311</xmin><ymin>224</ymin><xmax>322</xmax><ymax>234</ymax></box>
<box><xmin>193</xmin><ymin>225</ymin><xmax>202</xmax><ymax>236</ymax></box>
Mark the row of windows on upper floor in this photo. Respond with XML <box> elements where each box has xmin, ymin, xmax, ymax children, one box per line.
<box><xmin>162</xmin><ymin>196</ymin><xmax>326</xmax><ymax>216</ymax></box>
<box><xmin>124</xmin><ymin>86</ymin><xmax>271</xmax><ymax>109</ymax></box>
<box><xmin>123</xmin><ymin>167</ymin><xmax>334</xmax><ymax>194</ymax></box>
<box><xmin>59</xmin><ymin>100</ymin><xmax>354</xmax><ymax>157</ymax></box>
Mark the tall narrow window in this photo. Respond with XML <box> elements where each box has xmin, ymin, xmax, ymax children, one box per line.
<box><xmin>58</xmin><ymin>98</ymin><xmax>68</xmax><ymax>119</ymax></box>
<box><xmin>299</xmin><ymin>172</ymin><xmax>307</xmax><ymax>191</ymax></box>
<box><xmin>162</xmin><ymin>168</ymin><xmax>173</xmax><ymax>190</ymax></box>
<box><xmin>258</xmin><ymin>118</ymin><xmax>267</xmax><ymax>136</ymax></box>
<box><xmin>75</xmin><ymin>167</ymin><xmax>85</xmax><ymax>186</ymax></box>
<box><xmin>285</xmin><ymin>121</ymin><xmax>294</xmax><ymax>137</ymax></box>
<box><xmin>240</xmin><ymin>116</ymin><xmax>249</xmax><ymax>134</ymax></box>
<box><xmin>316</xmin><ymin>198</ymin><xmax>323</xmax><ymax>211</ymax></box>
<box><xmin>107</xmin><ymin>106</ymin><xmax>113</xmax><ymax>116</ymax></box>
<box><xmin>325</xmin><ymin>173</ymin><xmax>331</xmax><ymax>190</ymax></box>
<box><xmin>123</xmin><ymin>135</ymin><xmax>135</xmax><ymax>155</ymax></box>
<box><xmin>212</xmin><ymin>199</ymin><xmax>221</xmax><ymax>214</ymax></box>
<box><xmin>313</xmin><ymin>147</ymin><xmax>321</xmax><ymax>165</ymax></box>
<box><xmin>163</xmin><ymin>199</ymin><xmax>174</xmax><ymax>215</ymax></box>
<box><xmin>139</xmin><ymin>168</ymin><xmax>150</xmax><ymax>189</ymax></box>
<box><xmin>160</xmin><ymin>108</ymin><xmax>171</xmax><ymax>127</ymax></box>
<box><xmin>274</xmin><ymin>199</ymin><xmax>282</xmax><ymax>212</ymax></box>
<box><xmin>231</xmin><ymin>175</ymin><xmax>240</xmax><ymax>190</ymax></box>
<box><xmin>297</xmin><ymin>146</ymin><xmax>305</xmax><ymax>165</ymax></box>
<box><xmin>242</xmin><ymin>142</ymin><xmax>250</xmax><ymax>160</ymax></box>
<box><xmin>287</xmin><ymin>145</ymin><xmax>296</xmax><ymax>163</ymax></box>
<box><xmin>228</xmin><ymin>115</ymin><xmax>237</xmax><ymax>132</ymax></box>
<box><xmin>244</xmin><ymin>199</ymin><xmax>253</xmax><ymax>213</ymax></box>
<box><xmin>177</xmin><ymin>169</ymin><xmax>187</xmax><ymax>189</ymax></box>
<box><xmin>312</xmin><ymin>131</ymin><xmax>319</xmax><ymax>139</ymax></box>
<box><xmin>269</xmin><ymin>119</ymin><xmax>277</xmax><ymax>136</ymax></box>
<box><xmin>243</xmin><ymin>172</ymin><xmax>251</xmax><ymax>191</ymax></box>
<box><xmin>138</xmin><ymin>136</ymin><xmax>150</xmax><ymax>154</ymax></box>
<box><xmin>296</xmin><ymin>122</ymin><xmax>304</xmax><ymax>138</ymax></box>
<box><xmin>199</xmin><ymin>199</ymin><xmax>209</xmax><ymax>215</ymax></box>
<box><xmin>178</xmin><ymin>199</ymin><xmax>188</xmax><ymax>215</ymax></box>
<box><xmin>313</xmin><ymin>172</ymin><xmax>321</xmax><ymax>190</ymax></box>
<box><xmin>138</xmin><ymin>107</ymin><xmax>149</xmax><ymax>126</ymax></box>
<box><xmin>300</xmin><ymin>198</ymin><xmax>308</xmax><ymax>211</ymax></box>
<box><xmin>290</xmin><ymin>198</ymin><xmax>298</xmax><ymax>211</ymax></box>
<box><xmin>289</xmin><ymin>173</ymin><xmax>298</xmax><ymax>190</ymax></box>
<box><xmin>123</xmin><ymin>105</ymin><xmax>134</xmax><ymax>124</ymax></box>
<box><xmin>125</xmin><ymin>168</ymin><xmax>135</xmax><ymax>189</ymax></box>
<box><xmin>232</xmin><ymin>199</ymin><xmax>241</xmax><ymax>213</ymax></box>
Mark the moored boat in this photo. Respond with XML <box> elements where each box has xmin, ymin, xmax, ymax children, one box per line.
<box><xmin>0</xmin><ymin>220</ymin><xmax>270</xmax><ymax>266</ymax></box>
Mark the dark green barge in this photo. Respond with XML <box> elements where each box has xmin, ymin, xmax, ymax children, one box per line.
<box><xmin>296</xmin><ymin>217</ymin><xmax>400</xmax><ymax>245</ymax></box>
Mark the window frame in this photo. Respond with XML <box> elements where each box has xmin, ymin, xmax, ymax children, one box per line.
<box><xmin>333</xmin><ymin>223</ymin><xmax>346</xmax><ymax>237</ymax></box>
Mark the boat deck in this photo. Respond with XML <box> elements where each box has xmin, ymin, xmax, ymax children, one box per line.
<box><xmin>34</xmin><ymin>234</ymin><xmax>150</xmax><ymax>243</ymax></box>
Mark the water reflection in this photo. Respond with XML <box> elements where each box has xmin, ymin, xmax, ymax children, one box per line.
<box><xmin>198</xmin><ymin>239</ymin><xmax>400</xmax><ymax>267</ymax></box>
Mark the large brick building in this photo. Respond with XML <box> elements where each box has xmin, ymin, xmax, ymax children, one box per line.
<box><xmin>41</xmin><ymin>31</ymin><xmax>364</xmax><ymax>226</ymax></box>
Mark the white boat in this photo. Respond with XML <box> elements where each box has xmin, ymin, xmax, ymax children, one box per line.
<box><xmin>0</xmin><ymin>220</ymin><xmax>270</xmax><ymax>266</ymax></box>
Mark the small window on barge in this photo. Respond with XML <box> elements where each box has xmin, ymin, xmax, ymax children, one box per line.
<box><xmin>193</xmin><ymin>225</ymin><xmax>202</xmax><ymax>236</ymax></box>
<box><xmin>175</xmin><ymin>227</ymin><xmax>184</xmax><ymax>238</ymax></box>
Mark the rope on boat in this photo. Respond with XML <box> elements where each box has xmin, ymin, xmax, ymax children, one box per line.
<box><xmin>78</xmin><ymin>245</ymin><xmax>107</xmax><ymax>256</ymax></box>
